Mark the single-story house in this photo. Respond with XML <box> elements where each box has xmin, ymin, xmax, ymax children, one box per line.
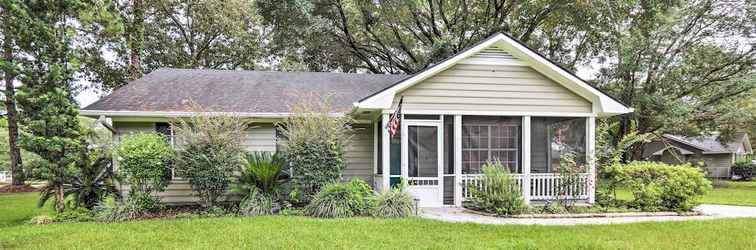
<box><xmin>643</xmin><ymin>132</ymin><xmax>753</xmax><ymax>178</ymax></box>
<box><xmin>81</xmin><ymin>33</ymin><xmax>632</xmax><ymax>207</ymax></box>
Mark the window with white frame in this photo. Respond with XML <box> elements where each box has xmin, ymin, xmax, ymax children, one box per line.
<box><xmin>461</xmin><ymin>116</ymin><xmax>521</xmax><ymax>174</ymax></box>
<box><xmin>155</xmin><ymin>122</ymin><xmax>179</xmax><ymax>179</ymax></box>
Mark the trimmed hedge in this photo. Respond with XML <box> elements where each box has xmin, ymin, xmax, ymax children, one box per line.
<box><xmin>732</xmin><ymin>161</ymin><xmax>756</xmax><ymax>180</ymax></box>
<box><xmin>610</xmin><ymin>161</ymin><xmax>711</xmax><ymax>211</ymax></box>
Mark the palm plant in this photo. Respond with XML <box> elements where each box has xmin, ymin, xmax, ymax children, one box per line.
<box><xmin>65</xmin><ymin>151</ymin><xmax>120</xmax><ymax>210</ymax></box>
<box><xmin>235</xmin><ymin>152</ymin><xmax>288</xmax><ymax>197</ymax></box>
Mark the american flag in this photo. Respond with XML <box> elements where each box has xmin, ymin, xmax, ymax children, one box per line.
<box><xmin>386</xmin><ymin>97</ymin><xmax>403</xmax><ymax>138</ymax></box>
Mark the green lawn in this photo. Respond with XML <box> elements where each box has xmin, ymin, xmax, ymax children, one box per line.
<box><xmin>1</xmin><ymin>193</ymin><xmax>756</xmax><ymax>249</ymax></box>
<box><xmin>617</xmin><ymin>180</ymin><xmax>756</xmax><ymax>206</ymax></box>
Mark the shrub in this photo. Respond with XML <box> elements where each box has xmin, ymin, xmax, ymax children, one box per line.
<box><xmin>280</xmin><ymin>99</ymin><xmax>353</xmax><ymax>197</ymax></box>
<box><xmin>304</xmin><ymin>178</ymin><xmax>373</xmax><ymax>218</ymax></box>
<box><xmin>464</xmin><ymin>161</ymin><xmax>526</xmax><ymax>216</ymax></box>
<box><xmin>173</xmin><ymin>106</ymin><xmax>247</xmax><ymax>208</ymax></box>
<box><xmin>371</xmin><ymin>185</ymin><xmax>415</xmax><ymax>218</ymax></box>
<box><xmin>611</xmin><ymin>161</ymin><xmax>711</xmax><ymax>211</ymax></box>
<box><xmin>53</xmin><ymin>207</ymin><xmax>94</xmax><ymax>222</ymax></box>
<box><xmin>235</xmin><ymin>152</ymin><xmax>288</xmax><ymax>197</ymax></box>
<box><xmin>239</xmin><ymin>189</ymin><xmax>277</xmax><ymax>216</ymax></box>
<box><xmin>94</xmin><ymin>196</ymin><xmax>143</xmax><ymax>222</ymax></box>
<box><xmin>733</xmin><ymin>160</ymin><xmax>756</xmax><ymax>180</ymax></box>
<box><xmin>65</xmin><ymin>149</ymin><xmax>120</xmax><ymax>210</ymax></box>
<box><xmin>116</xmin><ymin>132</ymin><xmax>173</xmax><ymax>201</ymax></box>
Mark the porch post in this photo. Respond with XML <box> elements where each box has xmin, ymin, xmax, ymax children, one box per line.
<box><xmin>587</xmin><ymin>116</ymin><xmax>596</xmax><ymax>204</ymax></box>
<box><xmin>381</xmin><ymin>113</ymin><xmax>390</xmax><ymax>192</ymax></box>
<box><xmin>521</xmin><ymin>116</ymin><xmax>531</xmax><ymax>205</ymax></box>
<box><xmin>453</xmin><ymin>115</ymin><xmax>462</xmax><ymax>207</ymax></box>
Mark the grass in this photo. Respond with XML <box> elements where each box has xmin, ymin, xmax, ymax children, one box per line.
<box><xmin>616</xmin><ymin>180</ymin><xmax>756</xmax><ymax>206</ymax></box>
<box><xmin>1</xmin><ymin>193</ymin><xmax>756</xmax><ymax>249</ymax></box>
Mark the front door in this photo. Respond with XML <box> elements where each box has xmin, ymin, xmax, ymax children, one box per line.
<box><xmin>402</xmin><ymin>120</ymin><xmax>443</xmax><ymax>207</ymax></box>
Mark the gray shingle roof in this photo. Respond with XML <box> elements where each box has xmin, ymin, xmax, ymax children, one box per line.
<box><xmin>83</xmin><ymin>69</ymin><xmax>407</xmax><ymax>113</ymax></box>
<box><xmin>663</xmin><ymin>132</ymin><xmax>749</xmax><ymax>153</ymax></box>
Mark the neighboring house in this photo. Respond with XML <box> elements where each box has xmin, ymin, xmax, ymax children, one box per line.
<box><xmin>643</xmin><ymin>133</ymin><xmax>753</xmax><ymax>178</ymax></box>
<box><xmin>81</xmin><ymin>33</ymin><xmax>632</xmax><ymax>207</ymax></box>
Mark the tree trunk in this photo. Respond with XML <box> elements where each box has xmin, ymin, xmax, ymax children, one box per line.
<box><xmin>127</xmin><ymin>0</ymin><xmax>144</xmax><ymax>81</ymax></box>
<box><xmin>3</xmin><ymin>33</ymin><xmax>24</xmax><ymax>186</ymax></box>
<box><xmin>55</xmin><ymin>184</ymin><xmax>65</xmax><ymax>212</ymax></box>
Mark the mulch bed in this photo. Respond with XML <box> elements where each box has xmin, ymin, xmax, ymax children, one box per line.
<box><xmin>0</xmin><ymin>184</ymin><xmax>39</xmax><ymax>193</ymax></box>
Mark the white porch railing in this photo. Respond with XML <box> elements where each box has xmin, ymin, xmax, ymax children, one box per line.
<box><xmin>462</xmin><ymin>173</ymin><xmax>591</xmax><ymax>201</ymax></box>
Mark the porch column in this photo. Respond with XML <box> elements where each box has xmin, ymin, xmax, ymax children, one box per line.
<box><xmin>521</xmin><ymin>116</ymin><xmax>531</xmax><ymax>205</ymax></box>
<box><xmin>453</xmin><ymin>115</ymin><xmax>462</xmax><ymax>207</ymax></box>
<box><xmin>381</xmin><ymin>113</ymin><xmax>390</xmax><ymax>192</ymax></box>
<box><xmin>586</xmin><ymin>116</ymin><xmax>596</xmax><ymax>204</ymax></box>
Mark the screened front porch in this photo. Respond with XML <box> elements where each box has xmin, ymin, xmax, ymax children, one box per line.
<box><xmin>373</xmin><ymin>114</ymin><xmax>596</xmax><ymax>207</ymax></box>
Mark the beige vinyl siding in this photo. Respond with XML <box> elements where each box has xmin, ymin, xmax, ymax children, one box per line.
<box><xmin>113</xmin><ymin>121</ymin><xmax>278</xmax><ymax>204</ymax></box>
<box><xmin>393</xmin><ymin>48</ymin><xmax>592</xmax><ymax>113</ymax></box>
<box><xmin>342</xmin><ymin>125</ymin><xmax>375</xmax><ymax>185</ymax></box>
<box><xmin>702</xmin><ymin>153</ymin><xmax>734</xmax><ymax>178</ymax></box>
<box><xmin>242</xmin><ymin>125</ymin><xmax>277</xmax><ymax>152</ymax></box>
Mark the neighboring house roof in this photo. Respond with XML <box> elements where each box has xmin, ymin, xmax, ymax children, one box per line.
<box><xmin>661</xmin><ymin>132</ymin><xmax>752</xmax><ymax>155</ymax></box>
<box><xmin>354</xmin><ymin>32</ymin><xmax>632</xmax><ymax>117</ymax></box>
<box><xmin>82</xmin><ymin>69</ymin><xmax>407</xmax><ymax>116</ymax></box>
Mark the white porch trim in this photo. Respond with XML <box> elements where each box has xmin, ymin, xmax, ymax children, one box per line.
<box><xmin>521</xmin><ymin>116</ymin><xmax>531</xmax><ymax>205</ymax></box>
<box><xmin>453</xmin><ymin>115</ymin><xmax>463</xmax><ymax>207</ymax></box>
<box><xmin>587</xmin><ymin>117</ymin><xmax>596</xmax><ymax>204</ymax></box>
<box><xmin>381</xmin><ymin>114</ymin><xmax>390</xmax><ymax>192</ymax></box>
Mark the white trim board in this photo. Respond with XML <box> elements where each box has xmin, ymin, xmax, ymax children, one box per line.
<box><xmin>354</xmin><ymin>33</ymin><xmax>632</xmax><ymax>117</ymax></box>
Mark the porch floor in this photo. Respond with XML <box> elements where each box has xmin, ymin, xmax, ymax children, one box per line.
<box><xmin>418</xmin><ymin>204</ymin><xmax>756</xmax><ymax>225</ymax></box>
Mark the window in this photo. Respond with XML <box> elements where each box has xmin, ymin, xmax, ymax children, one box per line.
<box><xmin>531</xmin><ymin>117</ymin><xmax>586</xmax><ymax>173</ymax></box>
<box><xmin>155</xmin><ymin>122</ymin><xmax>179</xmax><ymax>179</ymax></box>
<box><xmin>155</xmin><ymin>122</ymin><xmax>174</xmax><ymax>147</ymax></box>
<box><xmin>462</xmin><ymin>116</ymin><xmax>521</xmax><ymax>174</ymax></box>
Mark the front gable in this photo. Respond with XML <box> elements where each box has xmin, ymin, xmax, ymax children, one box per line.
<box><xmin>391</xmin><ymin>47</ymin><xmax>592</xmax><ymax>114</ymax></box>
<box><xmin>355</xmin><ymin>33</ymin><xmax>632</xmax><ymax>117</ymax></box>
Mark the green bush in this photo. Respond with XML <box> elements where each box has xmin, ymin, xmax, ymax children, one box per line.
<box><xmin>304</xmin><ymin>178</ymin><xmax>373</xmax><ymax>218</ymax></box>
<box><xmin>611</xmin><ymin>161</ymin><xmax>711</xmax><ymax>211</ymax></box>
<box><xmin>116</xmin><ymin>132</ymin><xmax>173</xmax><ymax>200</ymax></box>
<box><xmin>94</xmin><ymin>196</ymin><xmax>143</xmax><ymax>222</ymax></box>
<box><xmin>173</xmin><ymin>109</ymin><xmax>247</xmax><ymax>208</ymax></box>
<box><xmin>53</xmin><ymin>207</ymin><xmax>94</xmax><ymax>222</ymax></box>
<box><xmin>235</xmin><ymin>152</ymin><xmax>288</xmax><ymax>197</ymax></box>
<box><xmin>464</xmin><ymin>161</ymin><xmax>526</xmax><ymax>216</ymax></box>
<box><xmin>733</xmin><ymin>160</ymin><xmax>756</xmax><ymax>180</ymax></box>
<box><xmin>371</xmin><ymin>185</ymin><xmax>415</xmax><ymax>218</ymax></box>
<box><xmin>239</xmin><ymin>188</ymin><xmax>277</xmax><ymax>216</ymax></box>
<box><xmin>280</xmin><ymin>100</ymin><xmax>353</xmax><ymax>197</ymax></box>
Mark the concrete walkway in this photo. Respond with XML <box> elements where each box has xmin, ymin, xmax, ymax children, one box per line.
<box><xmin>419</xmin><ymin>204</ymin><xmax>756</xmax><ymax>225</ymax></box>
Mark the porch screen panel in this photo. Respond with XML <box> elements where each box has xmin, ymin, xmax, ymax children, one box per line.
<box><xmin>389</xmin><ymin>132</ymin><xmax>401</xmax><ymax>187</ymax></box>
<box><xmin>408</xmin><ymin>126</ymin><xmax>438</xmax><ymax>177</ymax></box>
<box><xmin>461</xmin><ymin>116</ymin><xmax>521</xmax><ymax>174</ymax></box>
<box><xmin>530</xmin><ymin>117</ymin><xmax>587</xmax><ymax>173</ymax></box>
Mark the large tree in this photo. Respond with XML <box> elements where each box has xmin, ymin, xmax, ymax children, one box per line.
<box><xmin>82</xmin><ymin>0</ymin><xmax>263</xmax><ymax>91</ymax></box>
<box><xmin>588</xmin><ymin>0</ymin><xmax>755</xmax><ymax>156</ymax></box>
<box><xmin>5</xmin><ymin>0</ymin><xmax>116</xmax><ymax>212</ymax></box>
<box><xmin>0</xmin><ymin>2</ymin><xmax>26</xmax><ymax>185</ymax></box>
<box><xmin>260</xmin><ymin>0</ymin><xmax>755</xmax><ymax>158</ymax></box>
<box><xmin>257</xmin><ymin>0</ymin><xmax>604</xmax><ymax>73</ymax></box>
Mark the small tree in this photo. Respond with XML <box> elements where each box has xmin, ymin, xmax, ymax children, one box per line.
<box><xmin>279</xmin><ymin>99</ymin><xmax>353</xmax><ymax>198</ymax></box>
<box><xmin>116</xmin><ymin>132</ymin><xmax>173</xmax><ymax>209</ymax></box>
<box><xmin>172</xmin><ymin>106</ymin><xmax>247</xmax><ymax>208</ymax></box>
